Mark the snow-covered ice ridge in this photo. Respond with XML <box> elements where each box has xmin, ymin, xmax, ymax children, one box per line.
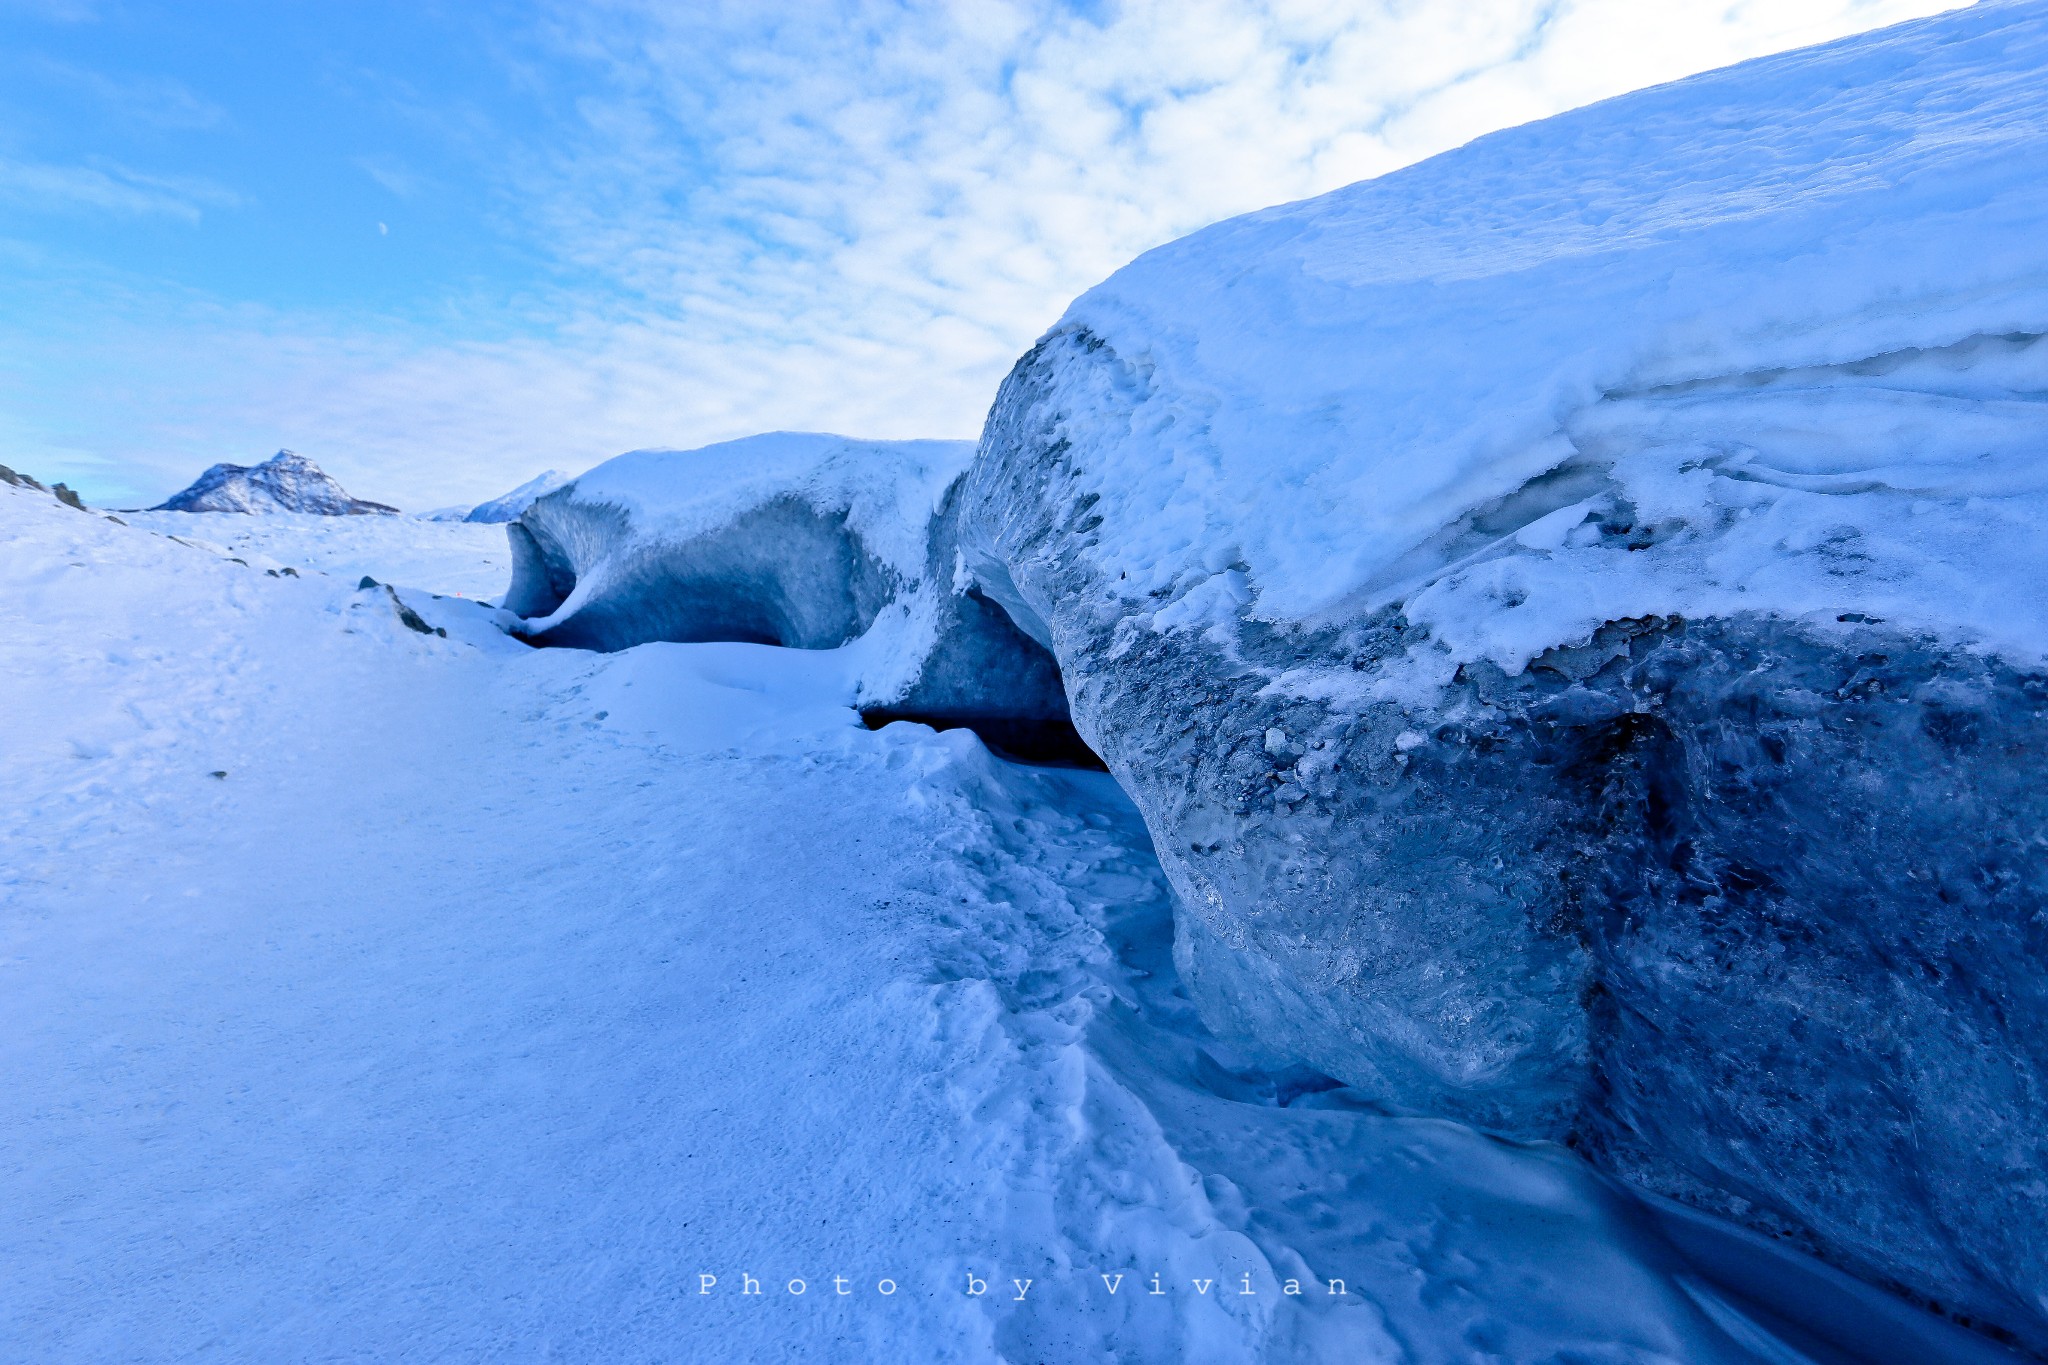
<box><xmin>484</xmin><ymin>7</ymin><xmax>2048</xmax><ymax>1350</ymax></box>
<box><xmin>1010</xmin><ymin>2</ymin><xmax>2048</xmax><ymax>675</ymax></box>
<box><xmin>958</xmin><ymin>1</ymin><xmax>2048</xmax><ymax>1354</ymax></box>
<box><xmin>4</xmin><ymin>465</ymin><xmax>2023</xmax><ymax>1362</ymax></box>
<box><xmin>463</xmin><ymin>468</ymin><xmax>573</xmax><ymax>523</ymax></box>
<box><xmin>507</xmin><ymin>432</ymin><xmax>1071</xmax><ymax>733</ymax></box>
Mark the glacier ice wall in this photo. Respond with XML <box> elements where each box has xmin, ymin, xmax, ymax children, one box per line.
<box><xmin>512</xmin><ymin>495</ymin><xmax>896</xmax><ymax>650</ymax></box>
<box><xmin>506</xmin><ymin>433</ymin><xmax>1070</xmax><ymax>731</ymax></box>
<box><xmin>961</xmin><ymin>3</ymin><xmax>2048</xmax><ymax>1351</ymax></box>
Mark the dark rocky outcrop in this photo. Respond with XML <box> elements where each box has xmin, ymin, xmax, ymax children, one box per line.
<box><xmin>2</xmin><ymin>464</ymin><xmax>86</xmax><ymax>510</ymax></box>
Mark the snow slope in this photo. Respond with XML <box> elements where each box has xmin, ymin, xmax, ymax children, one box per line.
<box><xmin>1028</xmin><ymin>0</ymin><xmax>2048</xmax><ymax>684</ymax></box>
<box><xmin>0</xmin><ymin>483</ymin><xmax>2012</xmax><ymax>1362</ymax></box>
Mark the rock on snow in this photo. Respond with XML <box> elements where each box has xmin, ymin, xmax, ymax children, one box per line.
<box><xmin>121</xmin><ymin>508</ymin><xmax>514</xmax><ymax>600</ymax></box>
<box><xmin>152</xmin><ymin>450</ymin><xmax>398</xmax><ymax>516</ymax></box>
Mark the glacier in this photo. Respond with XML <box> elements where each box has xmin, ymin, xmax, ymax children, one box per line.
<box><xmin>507</xmin><ymin>432</ymin><xmax>1075</xmax><ymax>755</ymax></box>
<box><xmin>467</xmin><ymin>6</ymin><xmax>2048</xmax><ymax>1348</ymax></box>
<box><xmin>7</xmin><ymin>2</ymin><xmax>2048</xmax><ymax>1360</ymax></box>
<box><xmin>958</xmin><ymin>0</ymin><xmax>2048</xmax><ymax>1352</ymax></box>
<box><xmin>4</xmin><ymin>457</ymin><xmax>2024</xmax><ymax>1362</ymax></box>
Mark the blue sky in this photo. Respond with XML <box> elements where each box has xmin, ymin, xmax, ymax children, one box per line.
<box><xmin>0</xmin><ymin>4</ymin><xmax>555</xmax><ymax>307</ymax></box>
<box><xmin>0</xmin><ymin>0</ymin><xmax>1969</xmax><ymax>509</ymax></box>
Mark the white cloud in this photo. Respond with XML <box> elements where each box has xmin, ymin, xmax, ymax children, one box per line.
<box><xmin>8</xmin><ymin>0</ymin><xmax>1974</xmax><ymax>507</ymax></box>
<box><xmin>0</xmin><ymin>156</ymin><xmax>239</xmax><ymax>221</ymax></box>
<box><xmin>355</xmin><ymin>156</ymin><xmax>423</xmax><ymax>198</ymax></box>
<box><xmin>30</xmin><ymin>57</ymin><xmax>227</xmax><ymax>129</ymax></box>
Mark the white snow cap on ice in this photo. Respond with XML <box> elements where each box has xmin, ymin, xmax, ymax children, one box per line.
<box><xmin>1047</xmin><ymin>0</ymin><xmax>2048</xmax><ymax>672</ymax></box>
<box><xmin>463</xmin><ymin>469</ymin><xmax>576</xmax><ymax>524</ymax></box>
<box><xmin>566</xmin><ymin>432</ymin><xmax>973</xmax><ymax>580</ymax></box>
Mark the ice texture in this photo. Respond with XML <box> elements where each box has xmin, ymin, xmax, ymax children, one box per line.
<box><xmin>507</xmin><ymin>432</ymin><xmax>1069</xmax><ymax>727</ymax></box>
<box><xmin>151</xmin><ymin>450</ymin><xmax>398</xmax><ymax>516</ymax></box>
<box><xmin>962</xmin><ymin>1</ymin><xmax>2048</xmax><ymax>1350</ymax></box>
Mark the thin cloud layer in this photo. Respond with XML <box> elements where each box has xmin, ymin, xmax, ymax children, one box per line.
<box><xmin>1</xmin><ymin>0</ymin><xmax>1970</xmax><ymax>508</ymax></box>
<box><xmin>0</xmin><ymin>156</ymin><xmax>236</xmax><ymax>221</ymax></box>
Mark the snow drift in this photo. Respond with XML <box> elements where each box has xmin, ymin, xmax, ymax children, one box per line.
<box><xmin>506</xmin><ymin>433</ymin><xmax>1072</xmax><ymax>742</ymax></box>
<box><xmin>961</xmin><ymin>2</ymin><xmax>2048</xmax><ymax>1352</ymax></box>
<box><xmin>152</xmin><ymin>450</ymin><xmax>397</xmax><ymax>516</ymax></box>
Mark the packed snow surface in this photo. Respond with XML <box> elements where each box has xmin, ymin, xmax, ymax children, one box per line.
<box><xmin>150</xmin><ymin>450</ymin><xmax>398</xmax><ymax>517</ymax></box>
<box><xmin>1047</xmin><ymin>0</ymin><xmax>2048</xmax><ymax>680</ymax></box>
<box><xmin>122</xmin><ymin>510</ymin><xmax>513</xmax><ymax>600</ymax></box>
<box><xmin>1</xmin><ymin>482</ymin><xmax>2016</xmax><ymax>1362</ymax></box>
<box><xmin>465</xmin><ymin>468</ymin><xmax>575</xmax><ymax>523</ymax></box>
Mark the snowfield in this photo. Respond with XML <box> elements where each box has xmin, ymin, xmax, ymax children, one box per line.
<box><xmin>0</xmin><ymin>485</ymin><xmax>2013</xmax><ymax>1363</ymax></box>
<box><xmin>122</xmin><ymin>509</ymin><xmax>514</xmax><ymax>601</ymax></box>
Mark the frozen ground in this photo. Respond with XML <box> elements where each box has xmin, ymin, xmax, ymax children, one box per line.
<box><xmin>0</xmin><ymin>485</ymin><xmax>2017</xmax><ymax>1362</ymax></box>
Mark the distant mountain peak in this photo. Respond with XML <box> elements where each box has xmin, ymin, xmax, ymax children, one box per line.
<box><xmin>153</xmin><ymin>450</ymin><xmax>398</xmax><ymax>516</ymax></box>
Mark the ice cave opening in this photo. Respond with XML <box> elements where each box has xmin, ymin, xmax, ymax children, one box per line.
<box><xmin>504</xmin><ymin>493</ymin><xmax>1103</xmax><ymax>769</ymax></box>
